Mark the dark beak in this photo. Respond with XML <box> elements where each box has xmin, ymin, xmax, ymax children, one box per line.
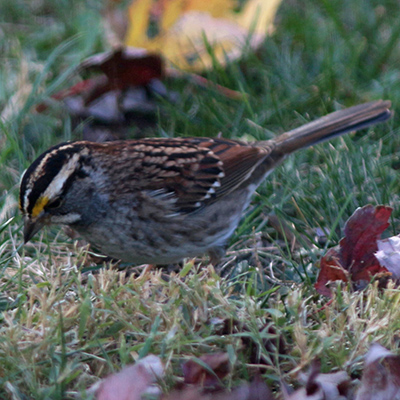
<box><xmin>23</xmin><ymin>217</ymin><xmax>45</xmax><ymax>243</ymax></box>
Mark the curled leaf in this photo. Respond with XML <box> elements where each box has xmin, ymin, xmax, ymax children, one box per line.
<box><xmin>315</xmin><ymin>205</ymin><xmax>392</xmax><ymax>296</ymax></box>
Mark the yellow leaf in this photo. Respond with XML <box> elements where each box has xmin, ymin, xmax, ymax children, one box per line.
<box><xmin>125</xmin><ymin>0</ymin><xmax>153</xmax><ymax>46</ymax></box>
<box><xmin>123</xmin><ymin>0</ymin><xmax>283</xmax><ymax>71</ymax></box>
<box><xmin>160</xmin><ymin>0</ymin><xmax>186</xmax><ymax>31</ymax></box>
<box><xmin>236</xmin><ymin>0</ymin><xmax>283</xmax><ymax>35</ymax></box>
<box><xmin>185</xmin><ymin>0</ymin><xmax>234</xmax><ymax>17</ymax></box>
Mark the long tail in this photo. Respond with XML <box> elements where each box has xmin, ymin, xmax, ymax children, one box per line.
<box><xmin>274</xmin><ymin>100</ymin><xmax>392</xmax><ymax>155</ymax></box>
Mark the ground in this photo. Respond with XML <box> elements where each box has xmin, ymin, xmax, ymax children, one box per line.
<box><xmin>1</xmin><ymin>0</ymin><xmax>400</xmax><ymax>398</ymax></box>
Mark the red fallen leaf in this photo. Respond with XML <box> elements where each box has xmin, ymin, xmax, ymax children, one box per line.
<box><xmin>340</xmin><ymin>205</ymin><xmax>391</xmax><ymax>281</ymax></box>
<box><xmin>314</xmin><ymin>248</ymin><xmax>349</xmax><ymax>297</ymax></box>
<box><xmin>355</xmin><ymin>343</ymin><xmax>400</xmax><ymax>400</ymax></box>
<box><xmin>79</xmin><ymin>47</ymin><xmax>163</xmax><ymax>104</ymax></box>
<box><xmin>182</xmin><ymin>353</ymin><xmax>230</xmax><ymax>387</ymax></box>
<box><xmin>36</xmin><ymin>48</ymin><xmax>163</xmax><ymax>112</ymax></box>
<box><xmin>315</xmin><ymin>205</ymin><xmax>392</xmax><ymax>296</ymax></box>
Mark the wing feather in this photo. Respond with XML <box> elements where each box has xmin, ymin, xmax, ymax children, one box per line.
<box><xmin>93</xmin><ymin>137</ymin><xmax>270</xmax><ymax>214</ymax></box>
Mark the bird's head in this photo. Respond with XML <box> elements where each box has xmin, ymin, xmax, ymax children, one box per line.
<box><xmin>19</xmin><ymin>142</ymin><xmax>91</xmax><ymax>242</ymax></box>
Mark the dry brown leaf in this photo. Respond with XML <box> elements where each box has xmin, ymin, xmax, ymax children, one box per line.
<box><xmin>355</xmin><ymin>343</ymin><xmax>400</xmax><ymax>400</ymax></box>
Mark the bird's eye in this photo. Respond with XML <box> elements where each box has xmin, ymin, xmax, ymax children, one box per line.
<box><xmin>46</xmin><ymin>198</ymin><xmax>63</xmax><ymax>210</ymax></box>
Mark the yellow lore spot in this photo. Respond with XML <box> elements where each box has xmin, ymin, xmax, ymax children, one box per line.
<box><xmin>31</xmin><ymin>196</ymin><xmax>49</xmax><ymax>218</ymax></box>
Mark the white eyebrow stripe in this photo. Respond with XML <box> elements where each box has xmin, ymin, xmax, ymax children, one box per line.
<box><xmin>41</xmin><ymin>153</ymin><xmax>81</xmax><ymax>200</ymax></box>
<box><xmin>22</xmin><ymin>144</ymin><xmax>78</xmax><ymax>212</ymax></box>
<box><xmin>22</xmin><ymin>174</ymin><xmax>32</xmax><ymax>211</ymax></box>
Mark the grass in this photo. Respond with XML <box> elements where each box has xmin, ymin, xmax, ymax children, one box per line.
<box><xmin>1</xmin><ymin>0</ymin><xmax>400</xmax><ymax>398</ymax></box>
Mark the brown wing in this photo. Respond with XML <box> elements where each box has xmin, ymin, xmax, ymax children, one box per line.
<box><xmin>94</xmin><ymin>137</ymin><xmax>271</xmax><ymax>213</ymax></box>
<box><xmin>194</xmin><ymin>138</ymin><xmax>273</xmax><ymax>198</ymax></box>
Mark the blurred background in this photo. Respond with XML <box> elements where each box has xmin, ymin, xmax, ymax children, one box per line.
<box><xmin>1</xmin><ymin>1</ymin><xmax>400</xmax><ymax>397</ymax></box>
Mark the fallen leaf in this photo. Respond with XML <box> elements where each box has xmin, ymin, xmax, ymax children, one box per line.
<box><xmin>162</xmin><ymin>377</ymin><xmax>273</xmax><ymax>400</ymax></box>
<box><xmin>314</xmin><ymin>249</ymin><xmax>349</xmax><ymax>297</ymax></box>
<box><xmin>355</xmin><ymin>343</ymin><xmax>400</xmax><ymax>400</ymax></box>
<box><xmin>315</xmin><ymin>205</ymin><xmax>392</xmax><ymax>296</ymax></box>
<box><xmin>340</xmin><ymin>205</ymin><xmax>391</xmax><ymax>282</ymax></box>
<box><xmin>120</xmin><ymin>0</ymin><xmax>282</xmax><ymax>71</ymax></box>
<box><xmin>37</xmin><ymin>48</ymin><xmax>164</xmax><ymax>110</ymax></box>
<box><xmin>282</xmin><ymin>361</ymin><xmax>352</xmax><ymax>400</ymax></box>
<box><xmin>79</xmin><ymin>48</ymin><xmax>164</xmax><ymax>104</ymax></box>
<box><xmin>244</xmin><ymin>376</ymin><xmax>275</xmax><ymax>400</ymax></box>
<box><xmin>37</xmin><ymin>48</ymin><xmax>171</xmax><ymax>141</ymax></box>
<box><xmin>92</xmin><ymin>355</ymin><xmax>164</xmax><ymax>400</ymax></box>
<box><xmin>375</xmin><ymin>235</ymin><xmax>400</xmax><ymax>279</ymax></box>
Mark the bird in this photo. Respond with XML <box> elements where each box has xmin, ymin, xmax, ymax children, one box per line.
<box><xmin>20</xmin><ymin>100</ymin><xmax>391</xmax><ymax>265</ymax></box>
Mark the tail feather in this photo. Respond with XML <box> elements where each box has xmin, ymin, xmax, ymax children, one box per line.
<box><xmin>274</xmin><ymin>100</ymin><xmax>392</xmax><ymax>155</ymax></box>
